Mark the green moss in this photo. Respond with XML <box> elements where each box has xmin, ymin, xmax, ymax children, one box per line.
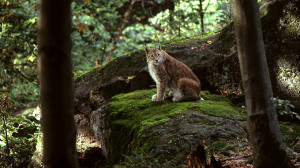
<box><xmin>161</xmin><ymin>32</ymin><xmax>217</xmax><ymax>46</ymax></box>
<box><xmin>73</xmin><ymin>65</ymin><xmax>104</xmax><ymax>80</ymax></box>
<box><xmin>279</xmin><ymin>122</ymin><xmax>300</xmax><ymax>152</ymax></box>
<box><xmin>201</xmin><ymin>91</ymin><xmax>231</xmax><ymax>102</ymax></box>
<box><xmin>106</xmin><ymin>89</ymin><xmax>246</xmax><ymax>165</ymax></box>
<box><xmin>74</xmin><ymin>51</ymin><xmax>138</xmax><ymax>80</ymax></box>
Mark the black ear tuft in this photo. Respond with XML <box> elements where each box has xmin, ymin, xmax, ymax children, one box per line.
<box><xmin>145</xmin><ymin>44</ymin><xmax>150</xmax><ymax>54</ymax></box>
<box><xmin>156</xmin><ymin>43</ymin><xmax>161</xmax><ymax>51</ymax></box>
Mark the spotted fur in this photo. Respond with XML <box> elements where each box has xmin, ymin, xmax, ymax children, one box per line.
<box><xmin>145</xmin><ymin>43</ymin><xmax>201</xmax><ymax>102</ymax></box>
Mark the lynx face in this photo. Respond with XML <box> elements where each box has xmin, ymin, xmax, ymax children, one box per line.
<box><xmin>145</xmin><ymin>45</ymin><xmax>163</xmax><ymax>65</ymax></box>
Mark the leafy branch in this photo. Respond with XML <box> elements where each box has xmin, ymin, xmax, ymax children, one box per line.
<box><xmin>0</xmin><ymin>94</ymin><xmax>12</xmax><ymax>166</ymax></box>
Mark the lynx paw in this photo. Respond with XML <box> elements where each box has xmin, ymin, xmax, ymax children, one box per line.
<box><xmin>171</xmin><ymin>90</ymin><xmax>183</xmax><ymax>102</ymax></box>
<box><xmin>168</xmin><ymin>91</ymin><xmax>174</xmax><ymax>97</ymax></box>
<box><xmin>152</xmin><ymin>94</ymin><xmax>163</xmax><ymax>102</ymax></box>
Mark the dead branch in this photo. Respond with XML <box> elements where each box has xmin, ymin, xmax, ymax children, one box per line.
<box><xmin>205</xmin><ymin>46</ymin><xmax>236</xmax><ymax>58</ymax></box>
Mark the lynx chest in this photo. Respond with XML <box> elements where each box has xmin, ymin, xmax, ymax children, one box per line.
<box><xmin>148</xmin><ymin>63</ymin><xmax>160</xmax><ymax>83</ymax></box>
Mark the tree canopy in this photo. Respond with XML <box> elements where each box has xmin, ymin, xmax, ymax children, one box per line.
<box><xmin>1</xmin><ymin>0</ymin><xmax>231</xmax><ymax>98</ymax></box>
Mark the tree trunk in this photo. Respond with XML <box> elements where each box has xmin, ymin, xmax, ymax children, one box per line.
<box><xmin>199</xmin><ymin>0</ymin><xmax>205</xmax><ymax>33</ymax></box>
<box><xmin>230</xmin><ymin>0</ymin><xmax>294</xmax><ymax>168</ymax></box>
<box><xmin>178</xmin><ymin>0</ymin><xmax>181</xmax><ymax>37</ymax></box>
<box><xmin>38</xmin><ymin>0</ymin><xmax>77</xmax><ymax>167</ymax></box>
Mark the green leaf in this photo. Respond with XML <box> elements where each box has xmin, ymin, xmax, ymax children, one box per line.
<box><xmin>24</xmin><ymin>17</ymin><xmax>37</xmax><ymax>26</ymax></box>
<box><xmin>28</xmin><ymin>54</ymin><xmax>36</xmax><ymax>62</ymax></box>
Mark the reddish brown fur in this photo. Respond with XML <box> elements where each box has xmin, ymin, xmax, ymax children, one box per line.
<box><xmin>145</xmin><ymin>44</ymin><xmax>201</xmax><ymax>102</ymax></box>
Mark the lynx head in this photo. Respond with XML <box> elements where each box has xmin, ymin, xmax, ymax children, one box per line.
<box><xmin>145</xmin><ymin>43</ymin><xmax>163</xmax><ymax>65</ymax></box>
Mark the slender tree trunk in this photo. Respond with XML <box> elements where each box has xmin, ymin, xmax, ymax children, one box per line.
<box><xmin>199</xmin><ymin>0</ymin><xmax>205</xmax><ymax>33</ymax></box>
<box><xmin>38</xmin><ymin>0</ymin><xmax>78</xmax><ymax>167</ymax></box>
<box><xmin>230</xmin><ymin>0</ymin><xmax>294</xmax><ymax>168</ymax></box>
<box><xmin>178</xmin><ymin>0</ymin><xmax>181</xmax><ymax>37</ymax></box>
<box><xmin>103</xmin><ymin>0</ymin><xmax>136</xmax><ymax>65</ymax></box>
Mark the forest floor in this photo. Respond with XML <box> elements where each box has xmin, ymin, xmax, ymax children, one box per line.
<box><xmin>213</xmin><ymin>139</ymin><xmax>254</xmax><ymax>168</ymax></box>
<box><xmin>215</xmin><ymin>137</ymin><xmax>300</xmax><ymax>168</ymax></box>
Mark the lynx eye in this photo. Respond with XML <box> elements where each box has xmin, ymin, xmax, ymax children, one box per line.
<box><xmin>150</xmin><ymin>55</ymin><xmax>154</xmax><ymax>58</ymax></box>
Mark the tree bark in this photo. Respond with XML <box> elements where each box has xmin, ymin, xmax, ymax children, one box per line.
<box><xmin>230</xmin><ymin>0</ymin><xmax>294</xmax><ymax>168</ymax></box>
<box><xmin>178</xmin><ymin>0</ymin><xmax>181</xmax><ymax>37</ymax></box>
<box><xmin>38</xmin><ymin>0</ymin><xmax>77</xmax><ymax>167</ymax></box>
<box><xmin>199</xmin><ymin>0</ymin><xmax>205</xmax><ymax>33</ymax></box>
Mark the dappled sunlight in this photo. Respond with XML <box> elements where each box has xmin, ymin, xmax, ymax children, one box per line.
<box><xmin>276</xmin><ymin>57</ymin><xmax>300</xmax><ymax>95</ymax></box>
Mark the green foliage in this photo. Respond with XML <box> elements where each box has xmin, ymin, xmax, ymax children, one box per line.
<box><xmin>216</xmin><ymin>0</ymin><xmax>231</xmax><ymax>27</ymax></box>
<box><xmin>10</xmin><ymin>82</ymin><xmax>39</xmax><ymax>106</ymax></box>
<box><xmin>0</xmin><ymin>0</ymin><xmax>39</xmax><ymax>109</ymax></box>
<box><xmin>149</xmin><ymin>0</ymin><xmax>227</xmax><ymax>40</ymax></box>
<box><xmin>273</xmin><ymin>98</ymin><xmax>300</xmax><ymax>122</ymax></box>
<box><xmin>0</xmin><ymin>94</ymin><xmax>40</xmax><ymax>167</ymax></box>
<box><xmin>71</xmin><ymin>0</ymin><xmax>233</xmax><ymax>72</ymax></box>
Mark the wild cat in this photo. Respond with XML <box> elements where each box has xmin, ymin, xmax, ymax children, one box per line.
<box><xmin>145</xmin><ymin>43</ymin><xmax>201</xmax><ymax>102</ymax></box>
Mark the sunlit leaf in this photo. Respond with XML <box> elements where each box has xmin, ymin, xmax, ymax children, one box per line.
<box><xmin>24</xmin><ymin>17</ymin><xmax>37</xmax><ymax>26</ymax></box>
<box><xmin>28</xmin><ymin>54</ymin><xmax>36</xmax><ymax>62</ymax></box>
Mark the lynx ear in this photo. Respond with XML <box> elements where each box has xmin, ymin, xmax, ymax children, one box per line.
<box><xmin>156</xmin><ymin>43</ymin><xmax>161</xmax><ymax>51</ymax></box>
<box><xmin>145</xmin><ymin>44</ymin><xmax>150</xmax><ymax>54</ymax></box>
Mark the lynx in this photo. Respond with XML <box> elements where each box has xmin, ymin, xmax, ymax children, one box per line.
<box><xmin>145</xmin><ymin>43</ymin><xmax>201</xmax><ymax>102</ymax></box>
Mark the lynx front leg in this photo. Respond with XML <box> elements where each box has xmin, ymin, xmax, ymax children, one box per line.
<box><xmin>152</xmin><ymin>82</ymin><xmax>166</xmax><ymax>102</ymax></box>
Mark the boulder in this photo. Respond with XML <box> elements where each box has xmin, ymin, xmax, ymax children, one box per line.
<box><xmin>90</xmin><ymin>89</ymin><xmax>247</xmax><ymax>166</ymax></box>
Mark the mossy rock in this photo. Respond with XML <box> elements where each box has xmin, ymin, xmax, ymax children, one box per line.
<box><xmin>109</xmin><ymin>89</ymin><xmax>245</xmax><ymax>128</ymax></box>
<box><xmin>96</xmin><ymin>89</ymin><xmax>247</xmax><ymax>166</ymax></box>
<box><xmin>89</xmin><ymin>89</ymin><xmax>300</xmax><ymax>167</ymax></box>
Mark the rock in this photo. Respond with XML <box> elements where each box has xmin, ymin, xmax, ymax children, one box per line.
<box><xmin>90</xmin><ymin>105</ymin><xmax>111</xmax><ymax>157</ymax></box>
<box><xmin>78</xmin><ymin>147</ymin><xmax>106</xmax><ymax>168</ymax></box>
<box><xmin>142</xmin><ymin>112</ymin><xmax>245</xmax><ymax>166</ymax></box>
<box><xmin>90</xmin><ymin>89</ymin><xmax>247</xmax><ymax>166</ymax></box>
